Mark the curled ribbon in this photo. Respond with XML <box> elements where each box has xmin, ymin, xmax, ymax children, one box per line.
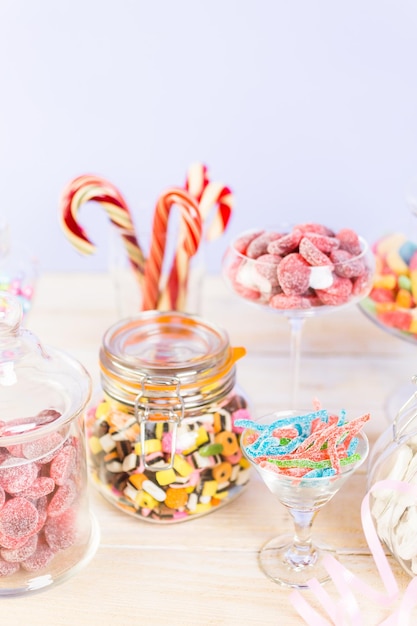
<box><xmin>290</xmin><ymin>480</ymin><xmax>417</xmax><ymax>625</ymax></box>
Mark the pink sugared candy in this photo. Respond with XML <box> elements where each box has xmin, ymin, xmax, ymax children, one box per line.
<box><xmin>50</xmin><ymin>445</ymin><xmax>76</xmax><ymax>486</ymax></box>
<box><xmin>0</xmin><ymin>460</ymin><xmax>38</xmax><ymax>494</ymax></box>
<box><xmin>21</xmin><ymin>541</ymin><xmax>55</xmax><ymax>572</ymax></box>
<box><xmin>228</xmin><ymin>223</ymin><xmax>371</xmax><ymax>311</ymax></box>
<box><xmin>277</xmin><ymin>253</ymin><xmax>310</xmax><ymax>296</ymax></box>
<box><xmin>44</xmin><ymin>507</ymin><xmax>77</xmax><ymax>551</ymax></box>
<box><xmin>0</xmin><ymin>497</ymin><xmax>39</xmax><ymax>539</ymax></box>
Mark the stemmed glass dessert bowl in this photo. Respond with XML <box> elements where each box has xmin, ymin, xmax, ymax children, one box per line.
<box><xmin>222</xmin><ymin>224</ymin><xmax>375</xmax><ymax>407</ymax></box>
<box><xmin>238</xmin><ymin>409</ymin><xmax>370</xmax><ymax>589</ymax></box>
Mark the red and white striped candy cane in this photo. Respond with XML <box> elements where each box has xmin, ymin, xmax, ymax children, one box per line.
<box><xmin>59</xmin><ymin>174</ymin><xmax>146</xmax><ymax>285</ymax></box>
<box><xmin>185</xmin><ymin>162</ymin><xmax>234</xmax><ymax>240</ymax></box>
<box><xmin>142</xmin><ymin>188</ymin><xmax>202</xmax><ymax>311</ymax></box>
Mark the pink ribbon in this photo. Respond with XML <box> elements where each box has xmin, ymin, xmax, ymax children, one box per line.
<box><xmin>290</xmin><ymin>480</ymin><xmax>417</xmax><ymax>625</ymax></box>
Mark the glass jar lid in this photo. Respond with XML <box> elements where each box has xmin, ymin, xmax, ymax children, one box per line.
<box><xmin>0</xmin><ymin>292</ymin><xmax>91</xmax><ymax>444</ymax></box>
<box><xmin>99</xmin><ymin>311</ymin><xmax>245</xmax><ymax>407</ymax></box>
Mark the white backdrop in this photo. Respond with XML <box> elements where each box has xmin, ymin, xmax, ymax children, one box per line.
<box><xmin>1</xmin><ymin>0</ymin><xmax>417</xmax><ymax>275</ymax></box>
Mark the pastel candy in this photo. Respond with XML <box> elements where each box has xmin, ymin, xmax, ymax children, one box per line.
<box><xmin>386</xmin><ymin>249</ymin><xmax>409</xmax><ymax>275</ymax></box>
<box><xmin>399</xmin><ymin>240</ymin><xmax>417</xmax><ymax>264</ymax></box>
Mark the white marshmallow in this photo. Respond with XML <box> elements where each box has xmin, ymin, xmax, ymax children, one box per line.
<box><xmin>308</xmin><ymin>266</ymin><xmax>334</xmax><ymax>290</ymax></box>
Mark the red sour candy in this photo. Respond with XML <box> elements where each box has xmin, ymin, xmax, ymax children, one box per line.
<box><xmin>277</xmin><ymin>253</ymin><xmax>311</xmax><ymax>295</ymax></box>
<box><xmin>22</xmin><ymin>431</ymin><xmax>63</xmax><ymax>462</ymax></box>
<box><xmin>270</xmin><ymin>293</ymin><xmax>312</xmax><ymax>309</ymax></box>
<box><xmin>0</xmin><ymin>486</ymin><xmax>4</xmax><ymax>510</ymax></box>
<box><xmin>330</xmin><ymin>249</ymin><xmax>365</xmax><ymax>278</ymax></box>
<box><xmin>0</xmin><ymin>497</ymin><xmax>39</xmax><ymax>539</ymax></box>
<box><xmin>254</xmin><ymin>254</ymin><xmax>281</xmax><ymax>285</ymax></box>
<box><xmin>44</xmin><ymin>507</ymin><xmax>77</xmax><ymax>551</ymax></box>
<box><xmin>303</xmin><ymin>232</ymin><xmax>340</xmax><ymax>253</ymax></box>
<box><xmin>47</xmin><ymin>480</ymin><xmax>77</xmax><ymax>517</ymax></box>
<box><xmin>1</xmin><ymin>533</ymin><xmax>38</xmax><ymax>563</ymax></box>
<box><xmin>316</xmin><ymin>275</ymin><xmax>353</xmax><ymax>306</ymax></box>
<box><xmin>246</xmin><ymin>231</ymin><xmax>281</xmax><ymax>258</ymax></box>
<box><xmin>50</xmin><ymin>445</ymin><xmax>76</xmax><ymax>486</ymax></box>
<box><xmin>21</xmin><ymin>541</ymin><xmax>55</xmax><ymax>572</ymax></box>
<box><xmin>267</xmin><ymin>229</ymin><xmax>303</xmax><ymax>256</ymax></box>
<box><xmin>0</xmin><ymin>459</ymin><xmax>38</xmax><ymax>494</ymax></box>
<box><xmin>21</xmin><ymin>476</ymin><xmax>55</xmax><ymax>499</ymax></box>
<box><xmin>0</xmin><ymin>558</ymin><xmax>20</xmax><ymax>577</ymax></box>
<box><xmin>378</xmin><ymin>310</ymin><xmax>412</xmax><ymax>331</ymax></box>
<box><xmin>233</xmin><ymin>230</ymin><xmax>264</xmax><ymax>255</ymax></box>
<box><xmin>296</xmin><ymin>223</ymin><xmax>335</xmax><ymax>236</ymax></box>
<box><xmin>336</xmin><ymin>228</ymin><xmax>362</xmax><ymax>256</ymax></box>
<box><xmin>299</xmin><ymin>237</ymin><xmax>333</xmax><ymax>267</ymax></box>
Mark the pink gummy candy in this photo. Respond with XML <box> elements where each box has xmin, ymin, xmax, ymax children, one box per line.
<box><xmin>0</xmin><ymin>486</ymin><xmax>4</xmax><ymax>510</ymax></box>
<box><xmin>267</xmin><ymin>229</ymin><xmax>303</xmax><ymax>256</ymax></box>
<box><xmin>0</xmin><ymin>459</ymin><xmax>38</xmax><ymax>494</ymax></box>
<box><xmin>270</xmin><ymin>293</ymin><xmax>312</xmax><ymax>309</ymax></box>
<box><xmin>21</xmin><ymin>476</ymin><xmax>55</xmax><ymax>499</ymax></box>
<box><xmin>47</xmin><ymin>480</ymin><xmax>77</xmax><ymax>517</ymax></box>
<box><xmin>303</xmin><ymin>232</ymin><xmax>340</xmax><ymax>253</ymax></box>
<box><xmin>246</xmin><ymin>231</ymin><xmax>282</xmax><ymax>258</ymax></box>
<box><xmin>22</xmin><ymin>431</ymin><xmax>64</xmax><ymax>462</ymax></box>
<box><xmin>0</xmin><ymin>497</ymin><xmax>39</xmax><ymax>539</ymax></box>
<box><xmin>0</xmin><ymin>557</ymin><xmax>20</xmax><ymax>577</ymax></box>
<box><xmin>44</xmin><ymin>507</ymin><xmax>77</xmax><ymax>551</ymax></box>
<box><xmin>299</xmin><ymin>237</ymin><xmax>333</xmax><ymax>267</ymax></box>
<box><xmin>0</xmin><ymin>533</ymin><xmax>38</xmax><ymax>563</ymax></box>
<box><xmin>50</xmin><ymin>445</ymin><xmax>76</xmax><ymax>486</ymax></box>
<box><xmin>330</xmin><ymin>249</ymin><xmax>365</xmax><ymax>279</ymax></box>
<box><xmin>336</xmin><ymin>228</ymin><xmax>362</xmax><ymax>256</ymax></box>
<box><xmin>21</xmin><ymin>541</ymin><xmax>55</xmax><ymax>572</ymax></box>
<box><xmin>277</xmin><ymin>253</ymin><xmax>311</xmax><ymax>295</ymax></box>
<box><xmin>254</xmin><ymin>254</ymin><xmax>281</xmax><ymax>285</ymax></box>
<box><xmin>296</xmin><ymin>223</ymin><xmax>335</xmax><ymax>237</ymax></box>
<box><xmin>316</xmin><ymin>275</ymin><xmax>353</xmax><ymax>306</ymax></box>
<box><xmin>234</xmin><ymin>231</ymin><xmax>264</xmax><ymax>255</ymax></box>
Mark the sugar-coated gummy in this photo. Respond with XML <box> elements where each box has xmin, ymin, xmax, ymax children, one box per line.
<box><xmin>0</xmin><ymin>497</ymin><xmax>39</xmax><ymax>539</ymax></box>
<box><xmin>229</xmin><ymin>223</ymin><xmax>371</xmax><ymax>311</ymax></box>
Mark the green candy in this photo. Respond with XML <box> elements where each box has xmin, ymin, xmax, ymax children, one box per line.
<box><xmin>267</xmin><ymin>453</ymin><xmax>361</xmax><ymax>470</ymax></box>
<box><xmin>398</xmin><ymin>275</ymin><xmax>412</xmax><ymax>291</ymax></box>
<box><xmin>199</xmin><ymin>442</ymin><xmax>224</xmax><ymax>457</ymax></box>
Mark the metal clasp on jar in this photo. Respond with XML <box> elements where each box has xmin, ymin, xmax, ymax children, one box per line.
<box><xmin>134</xmin><ymin>375</ymin><xmax>185</xmax><ymax>471</ymax></box>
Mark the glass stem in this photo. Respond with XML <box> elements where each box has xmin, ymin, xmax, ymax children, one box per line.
<box><xmin>286</xmin><ymin>508</ymin><xmax>318</xmax><ymax>568</ymax></box>
<box><xmin>288</xmin><ymin>316</ymin><xmax>305</xmax><ymax>409</ymax></box>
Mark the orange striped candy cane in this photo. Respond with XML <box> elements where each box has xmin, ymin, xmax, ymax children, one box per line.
<box><xmin>59</xmin><ymin>174</ymin><xmax>146</xmax><ymax>285</ymax></box>
<box><xmin>142</xmin><ymin>188</ymin><xmax>202</xmax><ymax>311</ymax></box>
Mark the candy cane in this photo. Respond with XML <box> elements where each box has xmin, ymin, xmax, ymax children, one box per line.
<box><xmin>185</xmin><ymin>162</ymin><xmax>234</xmax><ymax>240</ymax></box>
<box><xmin>59</xmin><ymin>174</ymin><xmax>146</xmax><ymax>285</ymax></box>
<box><xmin>142</xmin><ymin>188</ymin><xmax>202</xmax><ymax>311</ymax></box>
<box><xmin>158</xmin><ymin>163</ymin><xmax>234</xmax><ymax>310</ymax></box>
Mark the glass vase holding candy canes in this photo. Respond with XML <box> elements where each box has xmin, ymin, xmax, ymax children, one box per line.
<box><xmin>222</xmin><ymin>224</ymin><xmax>375</xmax><ymax>408</ymax></box>
<box><xmin>235</xmin><ymin>407</ymin><xmax>370</xmax><ymax>588</ymax></box>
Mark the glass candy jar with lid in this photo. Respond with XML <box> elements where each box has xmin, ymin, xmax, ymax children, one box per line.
<box><xmin>368</xmin><ymin>375</ymin><xmax>417</xmax><ymax>577</ymax></box>
<box><xmin>86</xmin><ymin>311</ymin><xmax>252</xmax><ymax>523</ymax></box>
<box><xmin>0</xmin><ymin>293</ymin><xmax>99</xmax><ymax>596</ymax></box>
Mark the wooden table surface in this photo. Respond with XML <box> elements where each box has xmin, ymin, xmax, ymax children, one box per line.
<box><xmin>7</xmin><ymin>272</ymin><xmax>417</xmax><ymax>625</ymax></box>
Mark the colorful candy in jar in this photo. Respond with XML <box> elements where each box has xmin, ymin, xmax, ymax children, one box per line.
<box><xmin>360</xmin><ymin>232</ymin><xmax>417</xmax><ymax>339</ymax></box>
<box><xmin>86</xmin><ymin>311</ymin><xmax>252</xmax><ymax>523</ymax></box>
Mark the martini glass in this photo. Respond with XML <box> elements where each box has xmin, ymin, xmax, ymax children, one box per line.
<box><xmin>240</xmin><ymin>410</ymin><xmax>369</xmax><ymax>588</ymax></box>
<box><xmin>222</xmin><ymin>227</ymin><xmax>375</xmax><ymax>408</ymax></box>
